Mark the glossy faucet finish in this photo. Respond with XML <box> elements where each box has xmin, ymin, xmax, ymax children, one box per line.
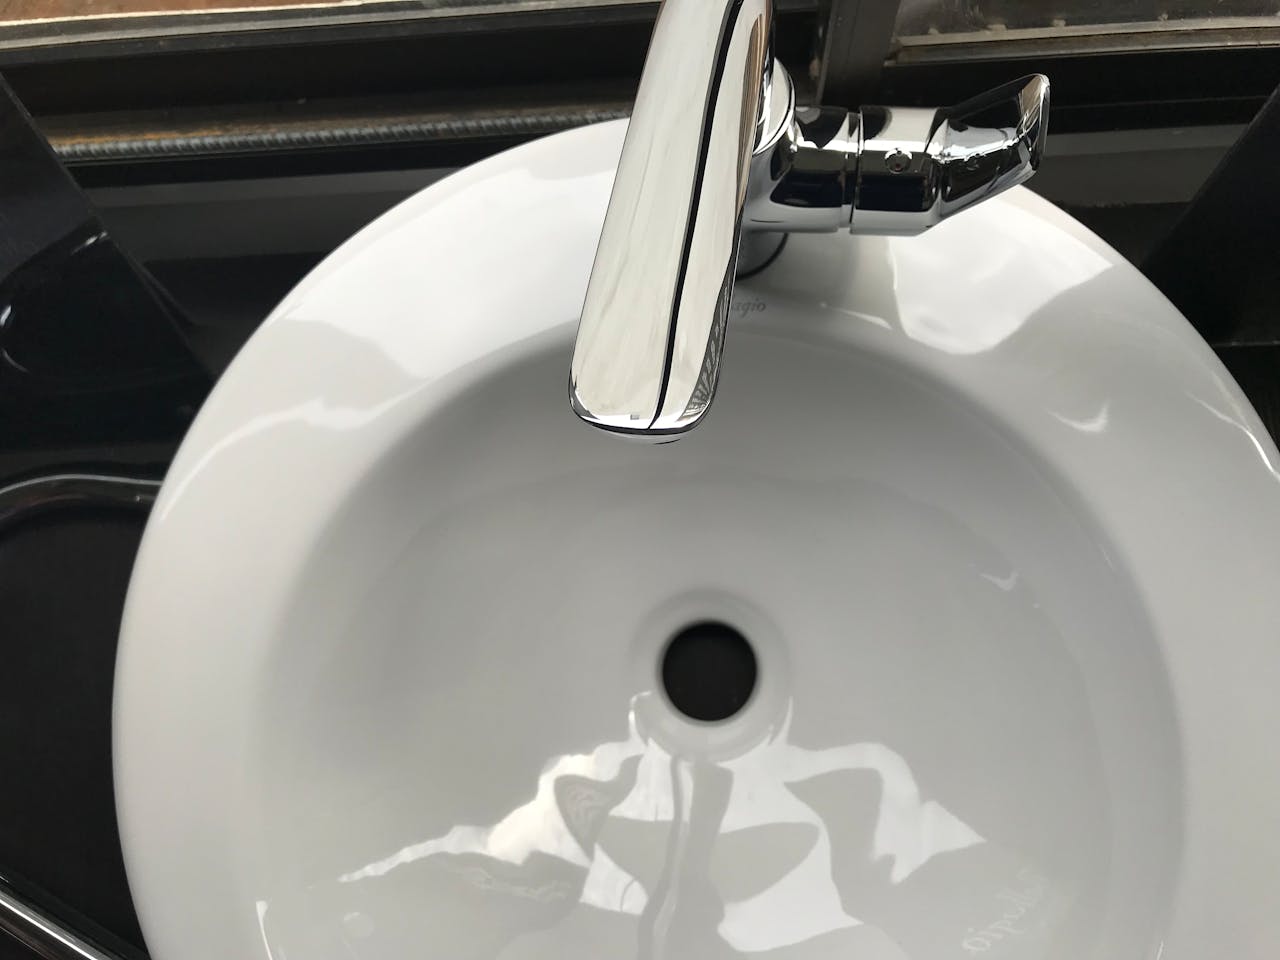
<box><xmin>569</xmin><ymin>0</ymin><xmax>1048</xmax><ymax>438</ymax></box>
<box><xmin>851</xmin><ymin>76</ymin><xmax>1050</xmax><ymax>236</ymax></box>
<box><xmin>569</xmin><ymin>0</ymin><xmax>776</xmax><ymax>436</ymax></box>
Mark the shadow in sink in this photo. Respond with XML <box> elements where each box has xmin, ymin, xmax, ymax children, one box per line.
<box><xmin>243</xmin><ymin>325</ymin><xmax>1180</xmax><ymax>960</ymax></box>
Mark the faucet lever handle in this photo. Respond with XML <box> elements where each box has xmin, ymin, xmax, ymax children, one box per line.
<box><xmin>935</xmin><ymin>73</ymin><xmax>1051</xmax><ymax>215</ymax></box>
<box><xmin>853</xmin><ymin>74</ymin><xmax>1050</xmax><ymax>235</ymax></box>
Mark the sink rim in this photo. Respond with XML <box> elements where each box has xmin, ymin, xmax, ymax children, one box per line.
<box><xmin>114</xmin><ymin>119</ymin><xmax>1280</xmax><ymax>960</ymax></box>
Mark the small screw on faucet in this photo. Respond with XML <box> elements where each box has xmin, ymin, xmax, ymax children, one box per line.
<box><xmin>886</xmin><ymin>149</ymin><xmax>912</xmax><ymax>174</ymax></box>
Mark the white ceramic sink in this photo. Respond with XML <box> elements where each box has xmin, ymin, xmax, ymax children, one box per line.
<box><xmin>115</xmin><ymin>120</ymin><xmax>1280</xmax><ymax>960</ymax></box>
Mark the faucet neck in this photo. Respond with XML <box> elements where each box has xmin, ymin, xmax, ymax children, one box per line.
<box><xmin>570</xmin><ymin>0</ymin><xmax>1049</xmax><ymax>440</ymax></box>
<box><xmin>569</xmin><ymin>0</ymin><xmax>775</xmax><ymax>438</ymax></box>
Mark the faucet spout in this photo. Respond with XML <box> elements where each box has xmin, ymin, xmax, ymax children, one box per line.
<box><xmin>570</xmin><ymin>0</ymin><xmax>1049</xmax><ymax>441</ymax></box>
<box><xmin>569</xmin><ymin>0</ymin><xmax>778</xmax><ymax>438</ymax></box>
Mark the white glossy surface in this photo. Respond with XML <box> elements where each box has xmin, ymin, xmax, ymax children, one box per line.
<box><xmin>116</xmin><ymin>120</ymin><xmax>1280</xmax><ymax>960</ymax></box>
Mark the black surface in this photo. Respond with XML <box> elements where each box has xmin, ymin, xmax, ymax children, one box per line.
<box><xmin>816</xmin><ymin>0</ymin><xmax>901</xmax><ymax>108</ymax></box>
<box><xmin>1218</xmin><ymin>346</ymin><xmax>1280</xmax><ymax>436</ymax></box>
<box><xmin>0</xmin><ymin>932</ymin><xmax>37</xmax><ymax>960</ymax></box>
<box><xmin>0</xmin><ymin>76</ymin><xmax>210</xmax><ymax>446</ymax></box>
<box><xmin>0</xmin><ymin>511</ymin><xmax>147</xmax><ymax>952</ymax></box>
<box><xmin>879</xmin><ymin>44</ymin><xmax>1280</xmax><ymax>134</ymax></box>
<box><xmin>148</xmin><ymin>254</ymin><xmax>320</xmax><ymax>373</ymax></box>
<box><xmin>0</xmin><ymin>79</ymin><xmax>206</xmax><ymax>957</ymax></box>
<box><xmin>1144</xmin><ymin>82</ymin><xmax>1280</xmax><ymax>344</ymax></box>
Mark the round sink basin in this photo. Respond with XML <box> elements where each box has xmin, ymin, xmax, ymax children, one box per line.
<box><xmin>115</xmin><ymin>120</ymin><xmax>1280</xmax><ymax>960</ymax></box>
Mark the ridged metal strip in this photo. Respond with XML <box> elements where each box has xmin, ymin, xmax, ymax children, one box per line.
<box><xmin>50</xmin><ymin>105</ymin><xmax>630</xmax><ymax>163</ymax></box>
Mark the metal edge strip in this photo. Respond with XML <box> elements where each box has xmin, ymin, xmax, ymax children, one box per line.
<box><xmin>0</xmin><ymin>474</ymin><xmax>161</xmax><ymax>534</ymax></box>
<box><xmin>47</xmin><ymin>104</ymin><xmax>632</xmax><ymax>164</ymax></box>
<box><xmin>0</xmin><ymin>881</ymin><xmax>128</xmax><ymax>960</ymax></box>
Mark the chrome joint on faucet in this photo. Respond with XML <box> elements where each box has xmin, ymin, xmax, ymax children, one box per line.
<box><xmin>570</xmin><ymin>0</ymin><xmax>1049</xmax><ymax>439</ymax></box>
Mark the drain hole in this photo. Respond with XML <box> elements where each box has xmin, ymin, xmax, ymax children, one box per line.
<box><xmin>661</xmin><ymin>621</ymin><xmax>757</xmax><ymax>723</ymax></box>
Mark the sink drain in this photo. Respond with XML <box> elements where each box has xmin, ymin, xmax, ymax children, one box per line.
<box><xmin>661</xmin><ymin>621</ymin><xmax>757</xmax><ymax>722</ymax></box>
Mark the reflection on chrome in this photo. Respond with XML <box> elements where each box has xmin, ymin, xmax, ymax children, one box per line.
<box><xmin>321</xmin><ymin>698</ymin><xmax>1068</xmax><ymax>958</ymax></box>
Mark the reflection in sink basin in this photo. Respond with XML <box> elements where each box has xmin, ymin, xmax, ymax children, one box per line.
<box><xmin>246</xmin><ymin>331</ymin><xmax>1176</xmax><ymax>960</ymax></box>
<box><xmin>115</xmin><ymin>120</ymin><xmax>1280</xmax><ymax>960</ymax></box>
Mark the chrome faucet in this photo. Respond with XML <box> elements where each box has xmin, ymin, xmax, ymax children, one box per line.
<box><xmin>569</xmin><ymin>0</ymin><xmax>1049</xmax><ymax>438</ymax></box>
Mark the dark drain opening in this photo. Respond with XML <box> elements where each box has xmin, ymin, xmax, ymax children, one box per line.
<box><xmin>661</xmin><ymin>621</ymin><xmax>757</xmax><ymax>723</ymax></box>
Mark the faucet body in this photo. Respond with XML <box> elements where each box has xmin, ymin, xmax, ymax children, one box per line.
<box><xmin>570</xmin><ymin>0</ymin><xmax>1049</xmax><ymax>439</ymax></box>
<box><xmin>570</xmin><ymin>0</ymin><xmax>776</xmax><ymax>437</ymax></box>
